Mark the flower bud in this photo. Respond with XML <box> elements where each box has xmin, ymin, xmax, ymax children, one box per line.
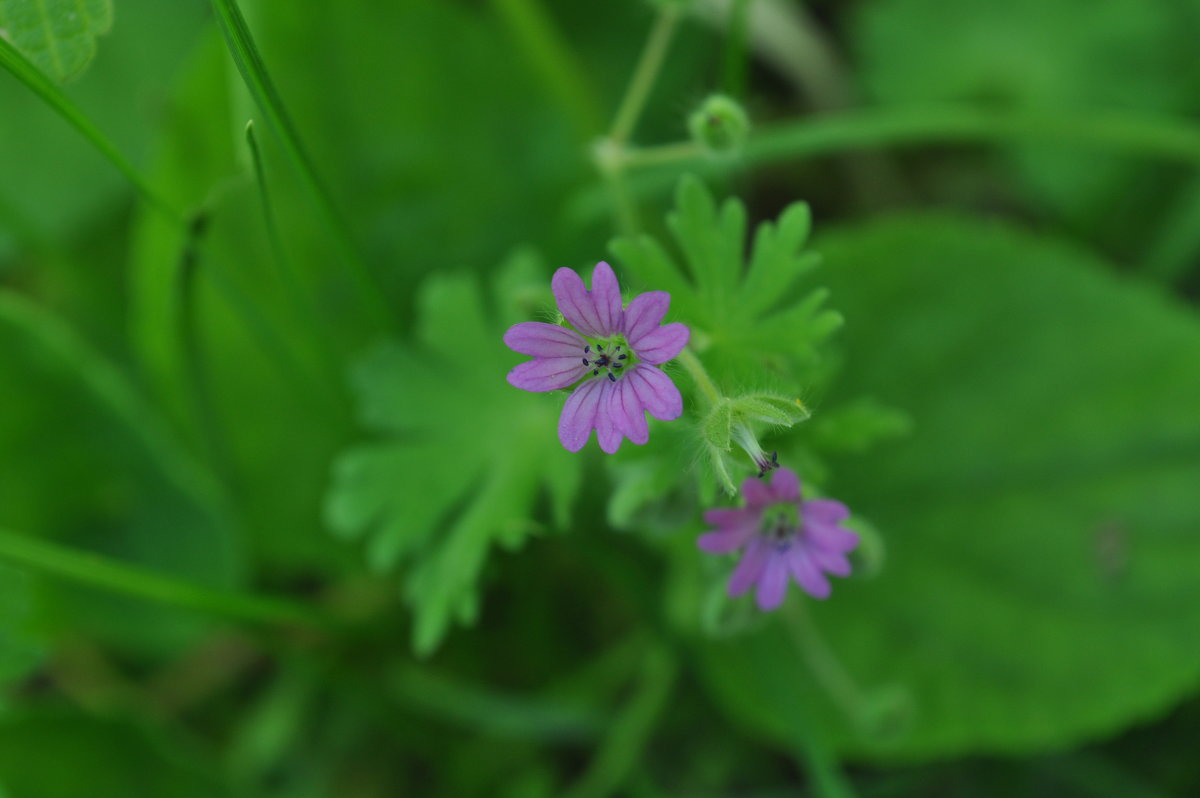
<box><xmin>688</xmin><ymin>94</ymin><xmax>751</xmax><ymax>156</ymax></box>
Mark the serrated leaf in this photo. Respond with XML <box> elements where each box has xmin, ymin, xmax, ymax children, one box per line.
<box><xmin>611</xmin><ymin>175</ymin><xmax>840</xmax><ymax>386</ymax></box>
<box><xmin>0</xmin><ymin>0</ymin><xmax>112</xmax><ymax>82</ymax></box>
<box><xmin>698</xmin><ymin>215</ymin><xmax>1200</xmax><ymax>759</ymax></box>
<box><xmin>325</xmin><ymin>254</ymin><xmax>582</xmax><ymax>655</ymax></box>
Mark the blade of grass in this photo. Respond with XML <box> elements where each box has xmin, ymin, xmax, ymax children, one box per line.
<box><xmin>209</xmin><ymin>0</ymin><xmax>393</xmax><ymax>330</ymax></box>
<box><xmin>0</xmin><ymin>528</ymin><xmax>329</xmax><ymax>628</ymax></box>
<box><xmin>0</xmin><ymin>36</ymin><xmax>180</xmax><ymax>220</ymax></box>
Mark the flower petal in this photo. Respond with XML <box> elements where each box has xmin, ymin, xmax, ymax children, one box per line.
<box><xmin>558</xmin><ymin>378</ymin><xmax>605</xmax><ymax>452</ymax></box>
<box><xmin>728</xmin><ymin>537</ymin><xmax>771</xmax><ymax>596</ymax></box>
<box><xmin>625</xmin><ymin>364</ymin><xmax>682</xmax><ymax>421</ymax></box>
<box><xmin>595</xmin><ymin>379</ymin><xmax>624</xmax><ymax>454</ymax></box>
<box><xmin>702</xmin><ymin>507</ymin><xmax>757</xmax><ymax>530</ymax></box>
<box><xmin>507</xmin><ymin>357</ymin><xmax>589</xmax><ymax>392</ymax></box>
<box><xmin>756</xmin><ymin>554</ymin><xmax>790</xmax><ymax>610</ymax></box>
<box><xmin>805</xmin><ymin>520</ymin><xmax>860</xmax><ymax>554</ymax></box>
<box><xmin>622</xmin><ymin>291</ymin><xmax>669</xmax><ymax>345</ymax></box>
<box><xmin>629</xmin><ymin>322</ymin><xmax>689</xmax><ymax>365</ymax></box>
<box><xmin>787</xmin><ymin>547</ymin><xmax>831</xmax><ymax>599</ymax></box>
<box><xmin>698</xmin><ymin>527</ymin><xmax>754</xmax><ymax>553</ymax></box>
<box><xmin>609</xmin><ymin>376</ymin><xmax>648</xmax><ymax>445</ymax></box>
<box><xmin>503</xmin><ymin>322</ymin><xmax>588</xmax><ymax>358</ymax></box>
<box><xmin>552</xmin><ymin>267</ymin><xmax>607</xmax><ymax>338</ymax></box>
<box><xmin>804</xmin><ymin>498</ymin><xmax>850</xmax><ymax>525</ymax></box>
<box><xmin>768</xmin><ymin>468</ymin><xmax>802</xmax><ymax>502</ymax></box>
<box><xmin>812</xmin><ymin>548</ymin><xmax>852</xmax><ymax>577</ymax></box>
<box><xmin>741</xmin><ymin>476</ymin><xmax>774</xmax><ymax>508</ymax></box>
<box><xmin>590</xmin><ymin>262</ymin><xmax>624</xmax><ymax>338</ymax></box>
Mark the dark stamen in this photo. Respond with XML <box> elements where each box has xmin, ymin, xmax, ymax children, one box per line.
<box><xmin>617</xmin><ymin>354</ymin><xmax>627</xmax><ymax>360</ymax></box>
<box><xmin>584</xmin><ymin>345</ymin><xmax>590</xmax><ymax>353</ymax></box>
<box><xmin>597</xmin><ymin>344</ymin><xmax>603</xmax><ymax>351</ymax></box>
<box><xmin>592</xmin><ymin>369</ymin><xmax>599</xmax><ymax>377</ymax></box>
<box><xmin>607</xmin><ymin>372</ymin><xmax>616</xmax><ymax>382</ymax></box>
<box><xmin>582</xmin><ymin>357</ymin><xmax>589</xmax><ymax>365</ymax></box>
<box><xmin>613</xmin><ymin>363</ymin><xmax>622</xmax><ymax>369</ymax></box>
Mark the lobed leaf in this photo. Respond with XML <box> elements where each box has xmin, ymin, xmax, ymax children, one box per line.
<box><xmin>0</xmin><ymin>0</ymin><xmax>112</xmax><ymax>82</ymax></box>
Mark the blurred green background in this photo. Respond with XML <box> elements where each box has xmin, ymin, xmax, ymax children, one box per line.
<box><xmin>2</xmin><ymin>0</ymin><xmax>1200</xmax><ymax>795</ymax></box>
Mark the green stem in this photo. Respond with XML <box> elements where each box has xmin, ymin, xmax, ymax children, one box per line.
<box><xmin>563</xmin><ymin>645</ymin><xmax>677</xmax><ymax>798</ymax></box>
<box><xmin>675</xmin><ymin>347</ymin><xmax>721</xmax><ymax>405</ymax></box>
<box><xmin>209</xmin><ymin>0</ymin><xmax>393</xmax><ymax>331</ymax></box>
<box><xmin>620</xmin><ymin>140</ymin><xmax>704</xmax><ymax>170</ymax></box>
<box><xmin>0</xmin><ymin>529</ymin><xmax>329</xmax><ymax>629</ymax></box>
<box><xmin>787</xmin><ymin>601</ymin><xmax>868</xmax><ymax>729</ymax></box>
<box><xmin>0</xmin><ymin>37</ymin><xmax>181</xmax><ymax>221</ymax></box>
<box><xmin>608</xmin><ymin>5</ymin><xmax>682</xmax><ymax>147</ymax></box>
<box><xmin>492</xmin><ymin>0</ymin><xmax>604</xmax><ymax>138</ymax></box>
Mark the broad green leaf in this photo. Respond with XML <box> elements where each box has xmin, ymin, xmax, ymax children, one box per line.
<box><xmin>698</xmin><ymin>215</ymin><xmax>1200</xmax><ymax>758</ymax></box>
<box><xmin>0</xmin><ymin>711</ymin><xmax>234</xmax><ymax>797</ymax></box>
<box><xmin>0</xmin><ymin>0</ymin><xmax>112</xmax><ymax>82</ymax></box>
<box><xmin>0</xmin><ymin>564</ymin><xmax>41</xmax><ymax>685</ymax></box>
<box><xmin>325</xmin><ymin>254</ymin><xmax>582</xmax><ymax>655</ymax></box>
<box><xmin>611</xmin><ymin>176</ymin><xmax>841</xmax><ymax>386</ymax></box>
<box><xmin>0</xmin><ymin>292</ymin><xmax>241</xmax><ymax>654</ymax></box>
<box><xmin>854</xmin><ymin>0</ymin><xmax>1190</xmax><ymax>225</ymax></box>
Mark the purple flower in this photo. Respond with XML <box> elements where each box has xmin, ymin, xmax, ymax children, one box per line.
<box><xmin>504</xmin><ymin>262</ymin><xmax>690</xmax><ymax>454</ymax></box>
<box><xmin>699</xmin><ymin>468</ymin><xmax>859</xmax><ymax>610</ymax></box>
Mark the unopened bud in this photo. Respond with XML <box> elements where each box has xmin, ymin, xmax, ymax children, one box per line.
<box><xmin>688</xmin><ymin>94</ymin><xmax>750</xmax><ymax>155</ymax></box>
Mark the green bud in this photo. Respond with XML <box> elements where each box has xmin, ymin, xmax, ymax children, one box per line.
<box><xmin>688</xmin><ymin>94</ymin><xmax>751</xmax><ymax>155</ymax></box>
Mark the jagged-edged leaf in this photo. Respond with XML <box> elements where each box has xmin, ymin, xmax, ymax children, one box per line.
<box><xmin>698</xmin><ymin>215</ymin><xmax>1200</xmax><ymax>759</ymax></box>
<box><xmin>0</xmin><ymin>0</ymin><xmax>112</xmax><ymax>82</ymax></box>
<box><xmin>611</xmin><ymin>176</ymin><xmax>841</xmax><ymax>385</ymax></box>
<box><xmin>325</xmin><ymin>254</ymin><xmax>582</xmax><ymax>655</ymax></box>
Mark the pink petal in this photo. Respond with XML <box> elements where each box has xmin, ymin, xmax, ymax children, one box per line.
<box><xmin>804</xmin><ymin>499</ymin><xmax>850</xmax><ymax>525</ymax></box>
<box><xmin>624</xmin><ymin>365</ymin><xmax>682</xmax><ymax>421</ymax></box>
<box><xmin>697</xmin><ymin>527</ymin><xmax>754</xmax><ymax>553</ymax></box>
<box><xmin>741</xmin><ymin>477</ymin><xmax>773</xmax><ymax>508</ymax></box>
<box><xmin>702</xmin><ymin>507</ymin><xmax>757</xmax><ymax>529</ymax></box>
<box><xmin>787</xmin><ymin>548</ymin><xmax>831</xmax><ymax>599</ymax></box>
<box><xmin>609</xmin><ymin>377</ymin><xmax>648</xmax><ymax>445</ymax></box>
<box><xmin>805</xmin><ymin>520</ymin><xmax>860</xmax><ymax>554</ymax></box>
<box><xmin>622</xmin><ymin>291</ymin><xmax>669</xmax><ymax>346</ymax></box>
<box><xmin>595</xmin><ymin>379</ymin><xmax>623</xmax><ymax>454</ymax></box>
<box><xmin>768</xmin><ymin>468</ymin><xmax>802</xmax><ymax>503</ymax></box>
<box><xmin>552</xmin><ymin>267</ymin><xmax>606</xmax><ymax>338</ymax></box>
<box><xmin>507</xmin><ymin>357</ymin><xmax>589</xmax><ymax>392</ymax></box>
<box><xmin>558</xmin><ymin>378</ymin><xmax>605</xmax><ymax>452</ymax></box>
<box><xmin>590</xmin><ymin>262</ymin><xmax>624</xmax><ymax>338</ymax></box>
<box><xmin>728</xmin><ymin>538</ymin><xmax>771</xmax><ymax>596</ymax></box>
<box><xmin>504</xmin><ymin>322</ymin><xmax>588</xmax><ymax>358</ymax></box>
<box><xmin>756</xmin><ymin>554</ymin><xmax>790</xmax><ymax>610</ymax></box>
<box><xmin>812</xmin><ymin>548</ymin><xmax>852</xmax><ymax>577</ymax></box>
<box><xmin>629</xmin><ymin>322</ymin><xmax>689</xmax><ymax>365</ymax></box>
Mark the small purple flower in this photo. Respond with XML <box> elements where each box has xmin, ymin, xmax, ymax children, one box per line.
<box><xmin>699</xmin><ymin>468</ymin><xmax>859</xmax><ymax>610</ymax></box>
<box><xmin>504</xmin><ymin>262</ymin><xmax>690</xmax><ymax>454</ymax></box>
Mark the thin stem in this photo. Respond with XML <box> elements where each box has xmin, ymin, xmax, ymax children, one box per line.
<box><xmin>620</xmin><ymin>140</ymin><xmax>704</xmax><ymax>170</ymax></box>
<box><xmin>608</xmin><ymin>5</ymin><xmax>682</xmax><ymax>147</ymax></box>
<box><xmin>786</xmin><ymin>601</ymin><xmax>869</xmax><ymax>729</ymax></box>
<box><xmin>0</xmin><ymin>529</ymin><xmax>329</xmax><ymax>629</ymax></box>
<box><xmin>0</xmin><ymin>37</ymin><xmax>181</xmax><ymax>221</ymax></box>
<box><xmin>210</xmin><ymin>0</ymin><xmax>393</xmax><ymax>331</ymax></box>
<box><xmin>563</xmin><ymin>645</ymin><xmax>677</xmax><ymax>798</ymax></box>
<box><xmin>675</xmin><ymin>347</ymin><xmax>722</xmax><ymax>405</ymax></box>
<box><xmin>492</xmin><ymin>0</ymin><xmax>604</xmax><ymax>138</ymax></box>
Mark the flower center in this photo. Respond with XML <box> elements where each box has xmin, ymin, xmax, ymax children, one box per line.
<box><xmin>581</xmin><ymin>336</ymin><xmax>637</xmax><ymax>383</ymax></box>
<box><xmin>760</xmin><ymin>503</ymin><xmax>801</xmax><ymax>548</ymax></box>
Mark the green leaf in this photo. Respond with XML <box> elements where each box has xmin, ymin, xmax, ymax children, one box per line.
<box><xmin>0</xmin><ymin>292</ymin><xmax>241</xmax><ymax>654</ymax></box>
<box><xmin>0</xmin><ymin>0</ymin><xmax>112</xmax><ymax>82</ymax></box>
<box><xmin>853</xmin><ymin>0</ymin><xmax>1190</xmax><ymax>223</ymax></box>
<box><xmin>701</xmin><ymin>400</ymin><xmax>734</xmax><ymax>451</ymax></box>
<box><xmin>698</xmin><ymin>215</ymin><xmax>1200</xmax><ymax>758</ymax></box>
<box><xmin>0</xmin><ymin>564</ymin><xmax>41</xmax><ymax>686</ymax></box>
<box><xmin>731</xmin><ymin>394</ymin><xmax>810</xmax><ymax>428</ymax></box>
<box><xmin>325</xmin><ymin>253</ymin><xmax>582</xmax><ymax>655</ymax></box>
<box><xmin>611</xmin><ymin>175</ymin><xmax>841</xmax><ymax>386</ymax></box>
